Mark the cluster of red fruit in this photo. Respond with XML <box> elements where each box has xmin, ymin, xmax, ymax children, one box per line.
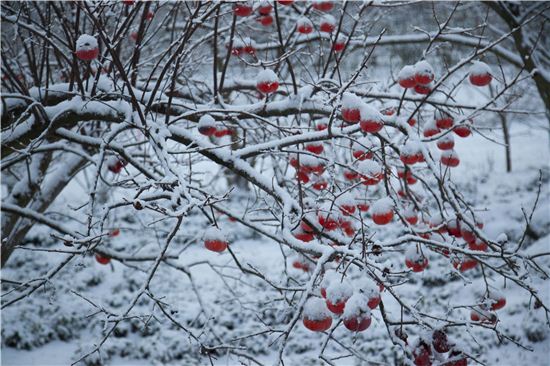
<box><xmin>302</xmin><ymin>272</ymin><xmax>382</xmax><ymax>333</ymax></box>
<box><xmin>402</xmin><ymin>329</ymin><xmax>468</xmax><ymax>366</ymax></box>
<box><xmin>197</xmin><ymin>114</ymin><xmax>234</xmax><ymax>138</ymax></box>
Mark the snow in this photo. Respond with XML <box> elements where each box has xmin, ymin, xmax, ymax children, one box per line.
<box><xmin>342</xmin><ymin>293</ymin><xmax>371</xmax><ymax>319</ymax></box>
<box><xmin>204</xmin><ymin>226</ymin><xmax>226</xmax><ymax>241</ymax></box>
<box><xmin>398</xmin><ymin>65</ymin><xmax>416</xmax><ymax>79</ymax></box>
<box><xmin>296</xmin><ymin>16</ymin><xmax>313</xmax><ymax>28</ymax></box>
<box><xmin>198</xmin><ymin>114</ymin><xmax>215</xmax><ymax>128</ymax></box>
<box><xmin>414</xmin><ymin>60</ymin><xmax>434</xmax><ymax>77</ymax></box>
<box><xmin>469</xmin><ymin>60</ymin><xmax>492</xmax><ymax>76</ymax></box>
<box><xmin>76</xmin><ymin>34</ymin><xmax>98</xmax><ymax>51</ymax></box>
<box><xmin>325</xmin><ymin>280</ymin><xmax>353</xmax><ymax>303</ymax></box>
<box><xmin>303</xmin><ymin>297</ymin><xmax>331</xmax><ymax>321</ymax></box>
<box><xmin>371</xmin><ymin>197</ymin><xmax>394</xmax><ymax>214</ymax></box>
<box><xmin>356</xmin><ymin>159</ymin><xmax>382</xmax><ymax>178</ymax></box>
<box><xmin>359</xmin><ymin>104</ymin><xmax>382</xmax><ymax>121</ymax></box>
<box><xmin>320</xmin><ymin>14</ymin><xmax>335</xmax><ymax>26</ymax></box>
<box><xmin>256</xmin><ymin>69</ymin><xmax>278</xmax><ymax>84</ymax></box>
<box><xmin>341</xmin><ymin>92</ymin><xmax>362</xmax><ymax>109</ymax></box>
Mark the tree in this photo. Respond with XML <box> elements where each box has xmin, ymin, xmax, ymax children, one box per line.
<box><xmin>2</xmin><ymin>1</ymin><xmax>549</xmax><ymax>365</ymax></box>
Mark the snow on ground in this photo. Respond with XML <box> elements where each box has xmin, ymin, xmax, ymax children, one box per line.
<box><xmin>2</xmin><ymin>121</ymin><xmax>549</xmax><ymax>365</ymax></box>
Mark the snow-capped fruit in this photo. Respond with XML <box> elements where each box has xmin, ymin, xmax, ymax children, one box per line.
<box><xmin>95</xmin><ymin>253</ymin><xmax>110</xmax><ymax>265</ymax></box>
<box><xmin>341</xmin><ymin>92</ymin><xmax>362</xmax><ymax>123</ymax></box>
<box><xmin>470</xmin><ymin>308</ymin><xmax>497</xmax><ymax>324</ymax></box>
<box><xmin>404</xmin><ymin>207</ymin><xmax>419</xmax><ymax>225</ymax></box>
<box><xmin>357</xmin><ymin>160</ymin><xmax>383</xmax><ymax>185</ymax></box>
<box><xmin>258</xmin><ymin>1</ymin><xmax>273</xmax><ymax>15</ymax></box>
<box><xmin>303</xmin><ymin>297</ymin><xmax>332</xmax><ymax>332</ymax></box>
<box><xmin>413</xmin><ymin>341</ymin><xmax>432</xmax><ymax>366</ymax></box>
<box><xmin>316</xmin><ymin>121</ymin><xmax>328</xmax><ymax>130</ymax></box>
<box><xmin>359</xmin><ymin>105</ymin><xmax>384</xmax><ymax>133</ymax></box>
<box><xmin>432</xmin><ymin>329</ymin><xmax>452</xmax><ymax>353</ymax></box>
<box><xmin>423</xmin><ymin>120</ymin><xmax>441</xmax><ymax>137</ymax></box>
<box><xmin>414</xmin><ymin>82</ymin><xmax>432</xmax><ymax>95</ymax></box>
<box><xmin>312</xmin><ymin>179</ymin><xmax>328</xmax><ymax>191</ymax></box>
<box><xmin>371</xmin><ymin>197</ymin><xmax>394</xmax><ymax>225</ymax></box>
<box><xmin>454</xmin><ymin>123</ymin><xmax>472</xmax><ymax>138</ymax></box>
<box><xmin>469</xmin><ymin>61</ymin><xmax>492</xmax><ymax>87</ymax></box>
<box><xmin>325</xmin><ymin>281</ymin><xmax>353</xmax><ymax>314</ymax></box>
<box><xmin>107</xmin><ymin>157</ymin><xmax>127</xmax><ymax>174</ymax></box>
<box><xmin>293</xmin><ymin>227</ymin><xmax>314</xmax><ymax>242</ymax></box>
<box><xmin>353</xmin><ymin>148</ymin><xmax>373</xmax><ymax>161</ymax></box>
<box><xmin>453</xmin><ymin>257</ymin><xmax>477</xmax><ymax>272</ymax></box>
<box><xmin>398</xmin><ymin>65</ymin><xmax>417</xmax><ymax>88</ymax></box>
<box><xmin>447</xmin><ymin>218</ymin><xmax>461</xmax><ymax>237</ymax></box>
<box><xmin>357</xmin><ymin>202</ymin><xmax>369</xmax><ymax>212</ymax></box>
<box><xmin>488</xmin><ymin>291</ymin><xmax>506</xmax><ymax>310</ymax></box>
<box><xmin>76</xmin><ymin>34</ymin><xmax>99</xmax><ymax>61</ymax></box>
<box><xmin>319</xmin><ymin>14</ymin><xmax>336</xmax><ymax>33</ymax></box>
<box><xmin>320</xmin><ymin>270</ymin><xmax>339</xmax><ymax>299</ymax></box>
<box><xmin>318</xmin><ymin>213</ymin><xmax>338</xmax><ymax>231</ymax></box>
<box><xmin>333</xmin><ymin>35</ymin><xmax>346</xmax><ymax>52</ymax></box>
<box><xmin>233</xmin><ymin>2</ymin><xmax>253</xmax><ymax>16</ymax></box>
<box><xmin>305</xmin><ymin>143</ymin><xmax>324</xmax><ymax>155</ymax></box>
<box><xmin>435</xmin><ymin>110</ymin><xmax>454</xmax><ymax>129</ymax></box>
<box><xmin>296</xmin><ymin>17</ymin><xmax>313</xmax><ymax>34</ymax></box>
<box><xmin>343</xmin><ymin>169</ymin><xmax>358</xmax><ymax>181</ymax></box>
<box><xmin>367</xmin><ymin>294</ymin><xmax>381</xmax><ymax>309</ymax></box>
<box><xmin>405</xmin><ymin>246</ymin><xmax>429</xmax><ymax>272</ymax></box>
<box><xmin>312</xmin><ymin>0</ymin><xmax>334</xmax><ymax>12</ymax></box>
<box><xmin>400</xmin><ymin>141</ymin><xmax>421</xmax><ymax>165</ymax></box>
<box><xmin>256</xmin><ymin>69</ymin><xmax>279</xmax><ymax>94</ymax></box>
<box><xmin>443</xmin><ymin>350</ymin><xmax>468</xmax><ymax>366</ymax></box>
<box><xmin>414</xmin><ymin>60</ymin><xmax>435</xmax><ymax>85</ymax></box>
<box><xmin>441</xmin><ymin>150</ymin><xmax>460</xmax><ymax>167</ymax></box>
<box><xmin>204</xmin><ymin>227</ymin><xmax>228</xmax><ymax>252</ymax></box>
<box><xmin>258</xmin><ymin>15</ymin><xmax>273</xmax><ymax>26</ymax></box>
<box><xmin>468</xmin><ymin>238</ymin><xmax>488</xmax><ymax>251</ymax></box>
<box><xmin>381</xmin><ymin>106</ymin><xmax>396</xmax><ymax>116</ymax></box>
<box><xmin>343</xmin><ymin>294</ymin><xmax>372</xmax><ymax>332</ymax></box>
<box><xmin>198</xmin><ymin>114</ymin><xmax>217</xmax><ymax>136</ymax></box>
<box><xmin>437</xmin><ymin>134</ymin><xmax>455</xmax><ymax>150</ymax></box>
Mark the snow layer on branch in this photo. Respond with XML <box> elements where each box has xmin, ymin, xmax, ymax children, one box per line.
<box><xmin>76</xmin><ymin>34</ymin><xmax>98</xmax><ymax>51</ymax></box>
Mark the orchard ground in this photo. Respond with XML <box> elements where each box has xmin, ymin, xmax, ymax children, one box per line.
<box><xmin>2</xmin><ymin>117</ymin><xmax>549</xmax><ymax>365</ymax></box>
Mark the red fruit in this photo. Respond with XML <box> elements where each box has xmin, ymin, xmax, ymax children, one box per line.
<box><xmin>290</xmin><ymin>157</ymin><xmax>299</xmax><ymax>168</ymax></box>
<box><xmin>343</xmin><ymin>170</ymin><xmax>358</xmax><ymax>181</ymax></box>
<box><xmin>199</xmin><ymin>126</ymin><xmax>217</xmax><ymax>136</ymax></box>
<box><xmin>320</xmin><ymin>287</ymin><xmax>327</xmax><ymax>298</ymax></box>
<box><xmin>406</xmin><ymin>215</ymin><xmax>418</xmax><ymax>225</ymax></box>
<box><xmin>342</xmin><ymin>108</ymin><xmax>361</xmax><ymax>123</ymax></box>
<box><xmin>414</xmin><ymin>61</ymin><xmax>435</xmax><ymax>85</ymax></box>
<box><xmin>214</xmin><ymin>128</ymin><xmax>233</xmax><ymax>137</ymax></box>
<box><xmin>400</xmin><ymin>153</ymin><xmax>418</xmax><ymax>165</ymax></box>
<box><xmin>76</xmin><ymin>48</ymin><xmax>99</xmax><ymax>61</ymax></box>
<box><xmin>318</xmin><ymin>214</ymin><xmax>339</xmax><ymax>231</ymax></box>
<box><xmin>305</xmin><ymin>143</ymin><xmax>324</xmax><ymax>155</ymax></box>
<box><xmin>316</xmin><ymin>122</ymin><xmax>328</xmax><ymax>131</ymax></box>
<box><xmin>406</xmin><ymin>257</ymin><xmax>429</xmax><ymax>272</ymax></box>
<box><xmin>424</xmin><ymin>126</ymin><xmax>441</xmax><ymax>138</ymax></box>
<box><xmin>258</xmin><ymin>3</ymin><xmax>273</xmax><ymax>15</ymax></box>
<box><xmin>447</xmin><ymin>220</ymin><xmax>461</xmax><ymax>237</ymax></box>
<box><xmin>441</xmin><ymin>154</ymin><xmax>460</xmax><ymax>167</ymax></box>
<box><xmin>468</xmin><ymin>239</ymin><xmax>488</xmax><ymax>252</ymax></box>
<box><xmin>453</xmin><ymin>258</ymin><xmax>477</xmax><ymax>272</ymax></box>
<box><xmin>372</xmin><ymin>211</ymin><xmax>393</xmax><ymax>225</ymax></box>
<box><xmin>413</xmin><ymin>342</ymin><xmax>432</xmax><ymax>366</ymax></box>
<box><xmin>435</xmin><ymin>114</ymin><xmax>454</xmax><ymax>129</ymax></box>
<box><xmin>110</xmin><ymin>228</ymin><xmax>120</xmax><ymax>237</ymax></box>
<box><xmin>437</xmin><ymin>139</ymin><xmax>455</xmax><ymax>150</ymax></box>
<box><xmin>258</xmin><ymin>15</ymin><xmax>273</xmax><ymax>26</ymax></box>
<box><xmin>320</xmin><ymin>22</ymin><xmax>335</xmax><ymax>33</ymax></box>
<box><xmin>297</xmin><ymin>169</ymin><xmax>310</xmax><ymax>183</ymax></box>
<box><xmin>312</xmin><ymin>180</ymin><xmax>328</xmax><ymax>191</ymax></box>
<box><xmin>277</xmin><ymin>0</ymin><xmax>293</xmax><ymax>5</ymax></box>
<box><xmin>367</xmin><ymin>295</ymin><xmax>381</xmax><ymax>309</ymax></box>
<box><xmin>344</xmin><ymin>316</ymin><xmax>372</xmax><ymax>332</ymax></box>
<box><xmin>443</xmin><ymin>350</ymin><xmax>468</xmax><ymax>366</ymax></box>
<box><xmin>339</xmin><ymin>204</ymin><xmax>356</xmax><ymax>216</ymax></box>
<box><xmin>297</xmin><ymin>24</ymin><xmax>313</xmax><ymax>34</ymax></box>
<box><xmin>470</xmin><ymin>73</ymin><xmax>492</xmax><ymax>87</ymax></box>
<box><xmin>361</xmin><ymin>175</ymin><xmax>381</xmax><ymax>186</ymax></box>
<box><xmin>108</xmin><ymin>159</ymin><xmax>127</xmax><ymax>174</ymax></box>
<box><xmin>303</xmin><ymin>316</ymin><xmax>332</xmax><ymax>332</ymax></box>
<box><xmin>205</xmin><ymin>239</ymin><xmax>228</xmax><ymax>252</ymax></box>
<box><xmin>234</xmin><ymin>3</ymin><xmax>253</xmax><ymax>17</ymax></box>
<box><xmin>95</xmin><ymin>253</ymin><xmax>111</xmax><ymax>265</ymax></box>
<box><xmin>414</xmin><ymin>83</ymin><xmax>432</xmax><ymax>95</ymax></box>
<box><xmin>294</xmin><ymin>229</ymin><xmax>314</xmax><ymax>242</ymax></box>
<box><xmin>123</xmin><ymin>0</ymin><xmax>134</xmax><ymax>5</ymax></box>
<box><xmin>145</xmin><ymin>10</ymin><xmax>154</xmax><ymax>20</ymax></box>
<box><xmin>357</xmin><ymin>203</ymin><xmax>369</xmax><ymax>212</ymax></box>
<box><xmin>432</xmin><ymin>330</ymin><xmax>451</xmax><ymax>353</ymax></box>
<box><xmin>353</xmin><ymin>150</ymin><xmax>373</xmax><ymax>160</ymax></box>
<box><xmin>399</xmin><ymin>76</ymin><xmax>417</xmax><ymax>89</ymax></box>
<box><xmin>408</xmin><ymin>117</ymin><xmax>417</xmax><ymax>127</ymax></box>
<box><xmin>312</xmin><ymin>1</ymin><xmax>333</xmax><ymax>11</ymax></box>
<box><xmin>454</xmin><ymin>125</ymin><xmax>471</xmax><ymax>138</ymax></box>
<box><xmin>256</xmin><ymin>81</ymin><xmax>279</xmax><ymax>94</ymax></box>
<box><xmin>489</xmin><ymin>296</ymin><xmax>506</xmax><ymax>311</ymax></box>
<box><xmin>360</xmin><ymin>118</ymin><xmax>383</xmax><ymax>134</ymax></box>
<box><xmin>326</xmin><ymin>299</ymin><xmax>347</xmax><ymax>314</ymax></box>
<box><xmin>333</xmin><ymin>41</ymin><xmax>345</xmax><ymax>52</ymax></box>
<box><xmin>293</xmin><ymin>260</ymin><xmax>310</xmax><ymax>272</ymax></box>
<box><xmin>309</xmin><ymin>164</ymin><xmax>325</xmax><ymax>175</ymax></box>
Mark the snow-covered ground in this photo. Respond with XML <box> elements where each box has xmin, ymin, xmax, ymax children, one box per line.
<box><xmin>2</xmin><ymin>121</ymin><xmax>549</xmax><ymax>365</ymax></box>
